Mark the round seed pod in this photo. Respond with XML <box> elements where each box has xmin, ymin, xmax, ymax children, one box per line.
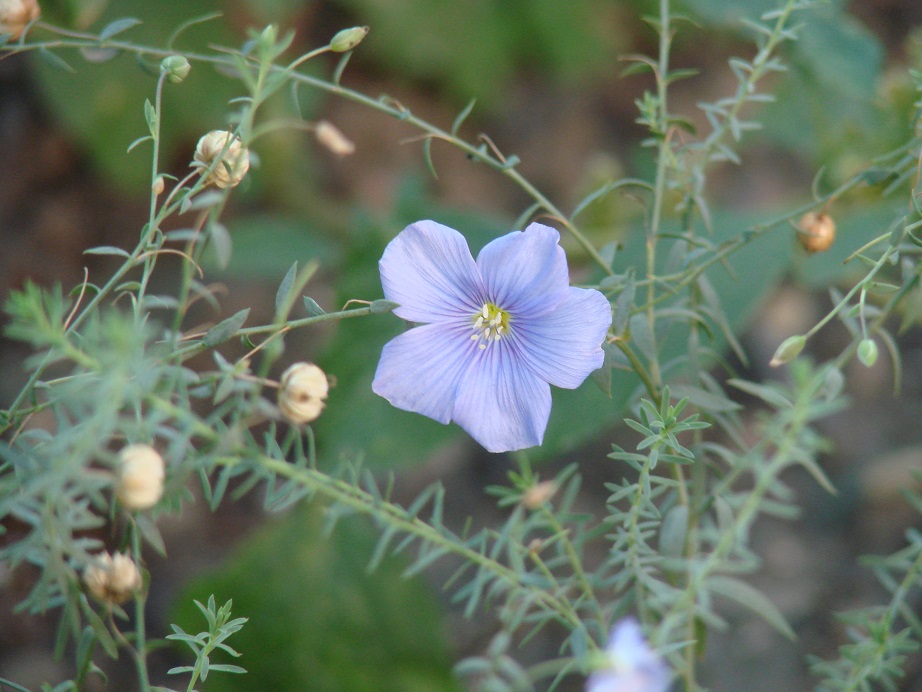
<box><xmin>0</xmin><ymin>0</ymin><xmax>40</xmax><ymax>40</ymax></box>
<box><xmin>116</xmin><ymin>443</ymin><xmax>165</xmax><ymax>510</ymax></box>
<box><xmin>194</xmin><ymin>130</ymin><xmax>250</xmax><ymax>189</ymax></box>
<box><xmin>797</xmin><ymin>212</ymin><xmax>836</xmax><ymax>253</ymax></box>
<box><xmin>84</xmin><ymin>552</ymin><xmax>143</xmax><ymax>604</ymax></box>
<box><xmin>278</xmin><ymin>362</ymin><xmax>329</xmax><ymax>424</ymax></box>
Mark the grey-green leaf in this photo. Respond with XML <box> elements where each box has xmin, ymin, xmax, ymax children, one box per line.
<box><xmin>99</xmin><ymin>17</ymin><xmax>143</xmax><ymax>42</ymax></box>
<box><xmin>203</xmin><ymin>309</ymin><xmax>250</xmax><ymax>348</ymax></box>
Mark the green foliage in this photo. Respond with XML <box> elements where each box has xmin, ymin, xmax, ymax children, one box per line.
<box><xmin>167</xmin><ymin>596</ymin><xmax>248</xmax><ymax>686</ymax></box>
<box><xmin>33</xmin><ymin>1</ymin><xmax>247</xmax><ymax>189</ymax></box>
<box><xmin>171</xmin><ymin>507</ymin><xmax>459</xmax><ymax>691</ymax></box>
<box><xmin>331</xmin><ymin>0</ymin><xmax>618</xmax><ymax>106</ymax></box>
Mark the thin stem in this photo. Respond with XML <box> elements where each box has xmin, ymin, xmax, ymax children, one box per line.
<box><xmin>136</xmin><ymin>71</ymin><xmax>169</xmax><ymax>313</ymax></box>
<box><xmin>130</xmin><ymin>528</ymin><xmax>151</xmax><ymax>692</ymax></box>
<box><xmin>246</xmin><ymin>454</ymin><xmax>595</xmax><ymax>640</ymax></box>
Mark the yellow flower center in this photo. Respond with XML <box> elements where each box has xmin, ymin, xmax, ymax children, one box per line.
<box><xmin>471</xmin><ymin>302</ymin><xmax>510</xmax><ymax>349</ymax></box>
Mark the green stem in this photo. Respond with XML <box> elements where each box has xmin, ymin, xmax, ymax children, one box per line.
<box><xmin>246</xmin><ymin>454</ymin><xmax>594</xmax><ymax>639</ymax></box>
<box><xmin>130</xmin><ymin>528</ymin><xmax>152</xmax><ymax>692</ymax></box>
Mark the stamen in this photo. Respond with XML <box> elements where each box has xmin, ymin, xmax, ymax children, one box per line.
<box><xmin>471</xmin><ymin>302</ymin><xmax>510</xmax><ymax>348</ymax></box>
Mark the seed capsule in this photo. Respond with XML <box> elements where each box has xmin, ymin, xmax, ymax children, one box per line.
<box><xmin>797</xmin><ymin>212</ymin><xmax>836</xmax><ymax>253</ymax></box>
<box><xmin>193</xmin><ymin>130</ymin><xmax>250</xmax><ymax>189</ymax></box>
<box><xmin>0</xmin><ymin>0</ymin><xmax>40</xmax><ymax>40</ymax></box>
<box><xmin>116</xmin><ymin>443</ymin><xmax>165</xmax><ymax>510</ymax></box>
<box><xmin>84</xmin><ymin>552</ymin><xmax>143</xmax><ymax>604</ymax></box>
<box><xmin>278</xmin><ymin>362</ymin><xmax>329</xmax><ymax>424</ymax></box>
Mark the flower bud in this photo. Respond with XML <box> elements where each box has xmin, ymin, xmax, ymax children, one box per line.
<box><xmin>160</xmin><ymin>55</ymin><xmax>191</xmax><ymax>83</ymax></box>
<box><xmin>797</xmin><ymin>212</ymin><xmax>836</xmax><ymax>254</ymax></box>
<box><xmin>0</xmin><ymin>0</ymin><xmax>40</xmax><ymax>40</ymax></box>
<box><xmin>193</xmin><ymin>130</ymin><xmax>250</xmax><ymax>189</ymax></box>
<box><xmin>857</xmin><ymin>338</ymin><xmax>878</xmax><ymax>367</ymax></box>
<box><xmin>330</xmin><ymin>26</ymin><xmax>369</xmax><ymax>52</ymax></box>
<box><xmin>522</xmin><ymin>480</ymin><xmax>557</xmax><ymax>509</ymax></box>
<box><xmin>152</xmin><ymin>175</ymin><xmax>165</xmax><ymax>196</ymax></box>
<box><xmin>769</xmin><ymin>334</ymin><xmax>806</xmax><ymax>368</ymax></box>
<box><xmin>278</xmin><ymin>362</ymin><xmax>329</xmax><ymax>424</ymax></box>
<box><xmin>315</xmin><ymin>120</ymin><xmax>355</xmax><ymax>157</ymax></box>
<box><xmin>116</xmin><ymin>443</ymin><xmax>165</xmax><ymax>510</ymax></box>
<box><xmin>84</xmin><ymin>552</ymin><xmax>142</xmax><ymax>604</ymax></box>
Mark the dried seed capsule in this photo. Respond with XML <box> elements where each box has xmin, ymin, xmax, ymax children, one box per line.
<box><xmin>0</xmin><ymin>0</ymin><xmax>40</xmax><ymax>40</ymax></box>
<box><xmin>522</xmin><ymin>480</ymin><xmax>558</xmax><ymax>509</ymax></box>
<box><xmin>797</xmin><ymin>212</ymin><xmax>836</xmax><ymax>253</ymax></box>
<box><xmin>315</xmin><ymin>120</ymin><xmax>355</xmax><ymax>157</ymax></box>
<box><xmin>116</xmin><ymin>443</ymin><xmax>165</xmax><ymax>510</ymax></box>
<box><xmin>278</xmin><ymin>362</ymin><xmax>329</xmax><ymax>424</ymax></box>
<box><xmin>84</xmin><ymin>552</ymin><xmax>143</xmax><ymax>604</ymax></box>
<box><xmin>194</xmin><ymin>130</ymin><xmax>250</xmax><ymax>189</ymax></box>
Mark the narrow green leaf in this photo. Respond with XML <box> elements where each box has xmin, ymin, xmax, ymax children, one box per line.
<box><xmin>99</xmin><ymin>17</ymin><xmax>143</xmax><ymax>42</ymax></box>
<box><xmin>370</xmin><ymin>299</ymin><xmax>399</xmax><ymax>314</ymax></box>
<box><xmin>275</xmin><ymin>262</ymin><xmax>298</xmax><ymax>316</ymax></box>
<box><xmin>209</xmin><ymin>222</ymin><xmax>232</xmax><ymax>269</ymax></box>
<box><xmin>126</xmin><ymin>135</ymin><xmax>153</xmax><ymax>153</ymax></box>
<box><xmin>303</xmin><ymin>297</ymin><xmax>325</xmax><ymax>316</ymax></box>
<box><xmin>707</xmin><ymin>575</ymin><xmax>796</xmax><ymax>640</ymax></box>
<box><xmin>167</xmin><ymin>666</ymin><xmax>195</xmax><ymax>675</ymax></box>
<box><xmin>39</xmin><ymin>47</ymin><xmax>76</xmax><ymax>73</ymax></box>
<box><xmin>80</xmin><ymin>47</ymin><xmax>120</xmax><ymax>63</ymax></box>
<box><xmin>144</xmin><ymin>99</ymin><xmax>157</xmax><ymax>137</ymax></box>
<box><xmin>451</xmin><ymin>98</ymin><xmax>477</xmax><ymax>136</ymax></box>
<box><xmin>659</xmin><ymin>504</ymin><xmax>688</xmax><ymax>559</ymax></box>
<box><xmin>727</xmin><ymin>379</ymin><xmax>793</xmax><ymax>409</ymax></box>
<box><xmin>83</xmin><ymin>245</ymin><xmax>130</xmax><ymax>258</ymax></box>
<box><xmin>187</xmin><ymin>190</ymin><xmax>224</xmax><ymax>212</ymax></box>
<box><xmin>136</xmin><ymin>513</ymin><xmax>167</xmax><ymax>556</ymax></box>
<box><xmin>206</xmin><ymin>664</ymin><xmax>247</xmax><ymax>674</ymax></box>
<box><xmin>203</xmin><ymin>309</ymin><xmax>250</xmax><ymax>347</ymax></box>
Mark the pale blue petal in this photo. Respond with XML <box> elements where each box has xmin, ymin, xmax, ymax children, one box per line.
<box><xmin>476</xmin><ymin>223</ymin><xmax>569</xmax><ymax>318</ymax></box>
<box><xmin>372</xmin><ymin>322</ymin><xmax>474</xmax><ymax>424</ymax></box>
<box><xmin>513</xmin><ymin>286</ymin><xmax>611</xmax><ymax>389</ymax></box>
<box><xmin>379</xmin><ymin>220</ymin><xmax>485</xmax><ymax>323</ymax></box>
<box><xmin>451</xmin><ymin>344</ymin><xmax>551</xmax><ymax>453</ymax></box>
<box><xmin>587</xmin><ymin>619</ymin><xmax>671</xmax><ymax>692</ymax></box>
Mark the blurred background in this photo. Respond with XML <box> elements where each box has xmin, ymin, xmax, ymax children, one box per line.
<box><xmin>2</xmin><ymin>0</ymin><xmax>922</xmax><ymax>689</ymax></box>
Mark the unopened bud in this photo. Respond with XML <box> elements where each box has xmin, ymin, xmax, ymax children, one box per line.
<box><xmin>0</xmin><ymin>0</ymin><xmax>40</xmax><ymax>40</ymax></box>
<box><xmin>857</xmin><ymin>338</ymin><xmax>878</xmax><ymax>367</ymax></box>
<box><xmin>84</xmin><ymin>552</ymin><xmax>142</xmax><ymax>604</ymax></box>
<box><xmin>797</xmin><ymin>212</ymin><xmax>836</xmax><ymax>254</ymax></box>
<box><xmin>315</xmin><ymin>120</ymin><xmax>355</xmax><ymax>157</ymax></box>
<box><xmin>194</xmin><ymin>130</ymin><xmax>250</xmax><ymax>189</ymax></box>
<box><xmin>152</xmin><ymin>175</ymin><xmax>165</xmax><ymax>196</ymax></box>
<box><xmin>116</xmin><ymin>443</ymin><xmax>165</xmax><ymax>510</ymax></box>
<box><xmin>278</xmin><ymin>362</ymin><xmax>329</xmax><ymax>424</ymax></box>
<box><xmin>257</xmin><ymin>24</ymin><xmax>278</xmax><ymax>57</ymax></box>
<box><xmin>160</xmin><ymin>55</ymin><xmax>191</xmax><ymax>83</ymax></box>
<box><xmin>330</xmin><ymin>26</ymin><xmax>368</xmax><ymax>52</ymax></box>
<box><xmin>522</xmin><ymin>480</ymin><xmax>558</xmax><ymax>509</ymax></box>
<box><xmin>769</xmin><ymin>334</ymin><xmax>806</xmax><ymax>368</ymax></box>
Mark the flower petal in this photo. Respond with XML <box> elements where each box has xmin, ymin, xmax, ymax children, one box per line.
<box><xmin>379</xmin><ymin>220</ymin><xmax>484</xmax><ymax>323</ymax></box>
<box><xmin>372</xmin><ymin>322</ymin><xmax>473</xmax><ymax>424</ymax></box>
<box><xmin>514</xmin><ymin>286</ymin><xmax>611</xmax><ymax>389</ymax></box>
<box><xmin>451</xmin><ymin>345</ymin><xmax>552</xmax><ymax>453</ymax></box>
<box><xmin>476</xmin><ymin>223</ymin><xmax>569</xmax><ymax>317</ymax></box>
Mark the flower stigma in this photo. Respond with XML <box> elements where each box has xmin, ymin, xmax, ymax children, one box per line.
<box><xmin>471</xmin><ymin>302</ymin><xmax>510</xmax><ymax>349</ymax></box>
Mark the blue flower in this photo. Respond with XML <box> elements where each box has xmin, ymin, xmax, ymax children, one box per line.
<box><xmin>372</xmin><ymin>220</ymin><xmax>611</xmax><ymax>453</ymax></box>
<box><xmin>586</xmin><ymin>618</ymin><xmax>671</xmax><ymax>692</ymax></box>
